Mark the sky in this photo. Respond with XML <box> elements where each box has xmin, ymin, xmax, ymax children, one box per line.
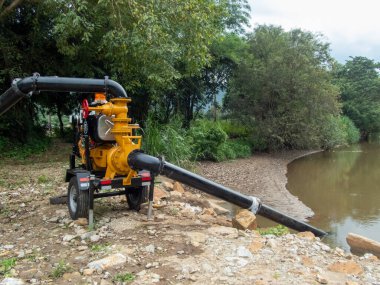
<box><xmin>247</xmin><ymin>0</ymin><xmax>380</xmax><ymax>63</ymax></box>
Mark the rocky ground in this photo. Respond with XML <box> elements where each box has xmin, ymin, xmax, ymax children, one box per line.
<box><xmin>0</xmin><ymin>142</ymin><xmax>379</xmax><ymax>285</ymax></box>
<box><xmin>197</xmin><ymin>150</ymin><xmax>319</xmax><ymax>221</ymax></box>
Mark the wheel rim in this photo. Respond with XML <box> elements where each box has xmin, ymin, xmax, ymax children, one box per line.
<box><xmin>69</xmin><ymin>185</ymin><xmax>78</xmax><ymax>212</ymax></box>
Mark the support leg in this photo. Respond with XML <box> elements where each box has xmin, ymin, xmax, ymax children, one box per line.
<box><xmin>89</xmin><ymin>185</ymin><xmax>94</xmax><ymax>229</ymax></box>
<box><xmin>147</xmin><ymin>175</ymin><xmax>155</xmax><ymax>221</ymax></box>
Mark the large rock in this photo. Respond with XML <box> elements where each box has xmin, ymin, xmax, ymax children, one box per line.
<box><xmin>327</xmin><ymin>260</ymin><xmax>363</xmax><ymax>275</ymax></box>
<box><xmin>87</xmin><ymin>253</ymin><xmax>127</xmax><ymax>270</ymax></box>
<box><xmin>249</xmin><ymin>239</ymin><xmax>264</xmax><ymax>253</ymax></box>
<box><xmin>232</xmin><ymin>209</ymin><xmax>257</xmax><ymax>231</ymax></box>
<box><xmin>208</xmin><ymin>200</ymin><xmax>230</xmax><ymax>215</ymax></box>
<box><xmin>173</xmin><ymin>182</ymin><xmax>185</xmax><ymax>193</ymax></box>
<box><xmin>207</xmin><ymin>226</ymin><xmax>238</xmax><ymax>239</ymax></box>
<box><xmin>161</xmin><ymin>180</ymin><xmax>174</xmax><ymax>191</ymax></box>
<box><xmin>0</xmin><ymin>278</ymin><xmax>25</xmax><ymax>285</ymax></box>
<box><xmin>297</xmin><ymin>231</ymin><xmax>315</xmax><ymax>240</ymax></box>
<box><xmin>19</xmin><ymin>268</ymin><xmax>38</xmax><ymax>280</ymax></box>
<box><xmin>346</xmin><ymin>233</ymin><xmax>380</xmax><ymax>258</ymax></box>
<box><xmin>153</xmin><ymin>186</ymin><xmax>169</xmax><ymax>203</ymax></box>
<box><xmin>185</xmin><ymin>232</ymin><xmax>208</xmax><ymax>247</ymax></box>
<box><xmin>75</xmin><ymin>218</ymin><xmax>88</xmax><ymax>226</ymax></box>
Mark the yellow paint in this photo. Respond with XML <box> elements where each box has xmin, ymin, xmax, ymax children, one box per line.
<box><xmin>78</xmin><ymin>98</ymin><xmax>141</xmax><ymax>185</ymax></box>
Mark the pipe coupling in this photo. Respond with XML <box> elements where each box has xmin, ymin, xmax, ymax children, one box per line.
<box><xmin>249</xmin><ymin>196</ymin><xmax>261</xmax><ymax>214</ymax></box>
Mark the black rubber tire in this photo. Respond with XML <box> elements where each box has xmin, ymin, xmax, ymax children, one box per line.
<box><xmin>126</xmin><ymin>186</ymin><xmax>148</xmax><ymax>211</ymax></box>
<box><xmin>67</xmin><ymin>177</ymin><xmax>89</xmax><ymax>220</ymax></box>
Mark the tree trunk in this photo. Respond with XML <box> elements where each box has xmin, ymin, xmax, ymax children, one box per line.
<box><xmin>213</xmin><ymin>92</ymin><xmax>217</xmax><ymax>122</ymax></box>
<box><xmin>56</xmin><ymin>103</ymin><xmax>64</xmax><ymax>138</ymax></box>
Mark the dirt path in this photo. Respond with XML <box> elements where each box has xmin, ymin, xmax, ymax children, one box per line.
<box><xmin>197</xmin><ymin>151</ymin><xmax>318</xmax><ymax>221</ymax></box>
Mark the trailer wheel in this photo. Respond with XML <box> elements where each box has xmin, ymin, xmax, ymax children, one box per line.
<box><xmin>67</xmin><ymin>177</ymin><xmax>89</xmax><ymax>220</ymax></box>
<box><xmin>126</xmin><ymin>186</ymin><xmax>148</xmax><ymax>211</ymax></box>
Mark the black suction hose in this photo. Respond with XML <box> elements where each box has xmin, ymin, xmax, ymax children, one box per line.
<box><xmin>0</xmin><ymin>82</ymin><xmax>26</xmax><ymax>115</ymax></box>
<box><xmin>128</xmin><ymin>151</ymin><xmax>327</xmax><ymax>237</ymax></box>
<box><xmin>0</xmin><ymin>75</ymin><xmax>127</xmax><ymax>116</ymax></box>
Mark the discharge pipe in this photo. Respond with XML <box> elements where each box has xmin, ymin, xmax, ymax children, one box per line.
<box><xmin>0</xmin><ymin>74</ymin><xmax>127</xmax><ymax>116</ymax></box>
<box><xmin>128</xmin><ymin>151</ymin><xmax>327</xmax><ymax>237</ymax></box>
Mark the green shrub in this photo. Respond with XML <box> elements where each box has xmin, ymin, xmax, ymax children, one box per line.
<box><xmin>143</xmin><ymin>119</ymin><xmax>252</xmax><ymax>163</ymax></box>
<box><xmin>258</xmin><ymin>225</ymin><xmax>289</xmax><ymax>236</ymax></box>
<box><xmin>143</xmin><ymin>118</ymin><xmax>252</xmax><ymax>163</ymax></box>
<box><xmin>142</xmin><ymin>117</ymin><xmax>192</xmax><ymax>167</ymax></box>
<box><xmin>0</xmin><ymin>257</ymin><xmax>17</xmax><ymax>277</ymax></box>
<box><xmin>216</xmin><ymin>139</ymin><xmax>251</xmax><ymax>161</ymax></box>
<box><xmin>113</xmin><ymin>272</ymin><xmax>135</xmax><ymax>283</ymax></box>
<box><xmin>247</xmin><ymin>132</ymin><xmax>268</xmax><ymax>151</ymax></box>
<box><xmin>320</xmin><ymin>115</ymin><xmax>360</xmax><ymax>149</ymax></box>
<box><xmin>50</xmin><ymin>260</ymin><xmax>71</xmax><ymax>279</ymax></box>
<box><xmin>341</xmin><ymin>116</ymin><xmax>360</xmax><ymax>144</ymax></box>
<box><xmin>219</xmin><ymin>120</ymin><xmax>249</xmax><ymax>139</ymax></box>
<box><xmin>0</xmin><ymin>136</ymin><xmax>51</xmax><ymax>160</ymax></box>
<box><xmin>320</xmin><ymin>115</ymin><xmax>346</xmax><ymax>149</ymax></box>
<box><xmin>216</xmin><ymin>142</ymin><xmax>236</xmax><ymax>161</ymax></box>
<box><xmin>189</xmin><ymin>120</ymin><xmax>227</xmax><ymax>161</ymax></box>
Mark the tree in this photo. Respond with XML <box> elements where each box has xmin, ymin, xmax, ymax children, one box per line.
<box><xmin>225</xmin><ymin>25</ymin><xmax>341</xmax><ymax>150</ymax></box>
<box><xmin>51</xmin><ymin>1</ymin><xmax>236</xmax><ymax>120</ymax></box>
<box><xmin>0</xmin><ymin>1</ymin><xmax>66</xmax><ymax>142</ymax></box>
<box><xmin>333</xmin><ymin>56</ymin><xmax>380</xmax><ymax>139</ymax></box>
<box><xmin>0</xmin><ymin>0</ymin><xmax>251</xmax><ymax>143</ymax></box>
<box><xmin>151</xmin><ymin>33</ymin><xmax>248</xmax><ymax>127</ymax></box>
<box><xmin>51</xmin><ymin>0</ymin><xmax>251</xmax><ymax>123</ymax></box>
<box><xmin>0</xmin><ymin>0</ymin><xmax>24</xmax><ymax>21</ymax></box>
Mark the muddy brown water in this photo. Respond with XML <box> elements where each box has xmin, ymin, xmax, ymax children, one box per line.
<box><xmin>287</xmin><ymin>142</ymin><xmax>380</xmax><ymax>250</ymax></box>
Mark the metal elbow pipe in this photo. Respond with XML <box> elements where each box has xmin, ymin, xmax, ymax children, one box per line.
<box><xmin>0</xmin><ymin>74</ymin><xmax>127</xmax><ymax>116</ymax></box>
<box><xmin>0</xmin><ymin>80</ymin><xmax>27</xmax><ymax>115</ymax></box>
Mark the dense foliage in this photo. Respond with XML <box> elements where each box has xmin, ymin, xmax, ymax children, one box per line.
<box><xmin>333</xmin><ymin>57</ymin><xmax>380</xmax><ymax>139</ymax></box>
<box><xmin>142</xmin><ymin>118</ymin><xmax>251</xmax><ymax>165</ymax></box>
<box><xmin>225</xmin><ymin>25</ymin><xmax>359</xmax><ymax>150</ymax></box>
<box><xmin>0</xmin><ymin>0</ymin><xmax>250</xmax><ymax>137</ymax></box>
<box><xmin>0</xmin><ymin>1</ymin><xmax>377</xmax><ymax>161</ymax></box>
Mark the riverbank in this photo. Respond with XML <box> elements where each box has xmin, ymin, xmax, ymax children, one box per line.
<box><xmin>1</xmin><ymin>143</ymin><xmax>379</xmax><ymax>284</ymax></box>
<box><xmin>198</xmin><ymin>150</ymin><xmax>319</xmax><ymax>221</ymax></box>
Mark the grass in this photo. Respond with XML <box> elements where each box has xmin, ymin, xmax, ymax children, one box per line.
<box><xmin>113</xmin><ymin>272</ymin><xmax>135</xmax><ymax>283</ymax></box>
<box><xmin>90</xmin><ymin>243</ymin><xmax>110</xmax><ymax>252</ymax></box>
<box><xmin>37</xmin><ymin>175</ymin><xmax>49</xmax><ymax>184</ymax></box>
<box><xmin>0</xmin><ymin>205</ymin><xmax>11</xmax><ymax>218</ymax></box>
<box><xmin>0</xmin><ymin>136</ymin><xmax>51</xmax><ymax>161</ymax></box>
<box><xmin>142</xmin><ymin>118</ymin><xmax>192</xmax><ymax>168</ymax></box>
<box><xmin>26</xmin><ymin>253</ymin><xmax>37</xmax><ymax>262</ymax></box>
<box><xmin>169</xmin><ymin>206</ymin><xmax>179</xmax><ymax>216</ymax></box>
<box><xmin>258</xmin><ymin>225</ymin><xmax>289</xmax><ymax>236</ymax></box>
<box><xmin>0</xmin><ymin>258</ymin><xmax>17</xmax><ymax>277</ymax></box>
<box><xmin>50</xmin><ymin>260</ymin><xmax>71</xmax><ymax>278</ymax></box>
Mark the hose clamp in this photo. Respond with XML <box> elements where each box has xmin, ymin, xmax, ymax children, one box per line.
<box><xmin>157</xmin><ymin>155</ymin><xmax>165</xmax><ymax>174</ymax></box>
<box><xmin>249</xmin><ymin>196</ymin><xmax>261</xmax><ymax>214</ymax></box>
<box><xmin>31</xmin><ymin>72</ymin><xmax>40</xmax><ymax>95</ymax></box>
<box><xmin>104</xmin><ymin>76</ymin><xmax>109</xmax><ymax>96</ymax></box>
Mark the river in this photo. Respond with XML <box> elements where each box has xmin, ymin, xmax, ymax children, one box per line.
<box><xmin>287</xmin><ymin>142</ymin><xmax>380</xmax><ymax>250</ymax></box>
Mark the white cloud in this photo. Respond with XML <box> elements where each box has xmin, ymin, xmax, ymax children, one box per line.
<box><xmin>247</xmin><ymin>0</ymin><xmax>380</xmax><ymax>62</ymax></box>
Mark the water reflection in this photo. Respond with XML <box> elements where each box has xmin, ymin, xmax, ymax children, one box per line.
<box><xmin>287</xmin><ymin>143</ymin><xmax>380</xmax><ymax>250</ymax></box>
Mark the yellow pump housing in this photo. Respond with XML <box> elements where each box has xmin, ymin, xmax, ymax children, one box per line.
<box><xmin>78</xmin><ymin>97</ymin><xmax>141</xmax><ymax>185</ymax></box>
